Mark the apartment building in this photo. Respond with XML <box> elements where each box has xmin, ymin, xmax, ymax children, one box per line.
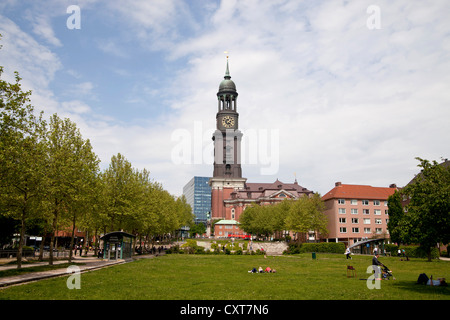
<box><xmin>321</xmin><ymin>182</ymin><xmax>398</xmax><ymax>246</ymax></box>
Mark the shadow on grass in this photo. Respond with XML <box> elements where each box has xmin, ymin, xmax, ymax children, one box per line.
<box><xmin>392</xmin><ymin>280</ymin><xmax>450</xmax><ymax>297</ymax></box>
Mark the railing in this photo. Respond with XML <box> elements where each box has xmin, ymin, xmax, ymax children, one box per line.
<box><xmin>0</xmin><ymin>249</ymin><xmax>71</xmax><ymax>259</ymax></box>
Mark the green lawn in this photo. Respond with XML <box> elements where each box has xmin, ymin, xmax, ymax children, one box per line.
<box><xmin>0</xmin><ymin>253</ymin><xmax>448</xmax><ymax>300</ymax></box>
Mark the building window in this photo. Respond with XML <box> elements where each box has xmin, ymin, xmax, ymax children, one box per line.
<box><xmin>364</xmin><ymin>228</ymin><xmax>371</xmax><ymax>234</ymax></box>
<box><xmin>231</xmin><ymin>208</ymin><xmax>235</xmax><ymax>220</ymax></box>
<box><xmin>385</xmin><ymin>210</ymin><xmax>389</xmax><ymax>215</ymax></box>
<box><xmin>340</xmin><ymin>227</ymin><xmax>347</xmax><ymax>233</ymax></box>
<box><xmin>364</xmin><ymin>218</ymin><xmax>371</xmax><ymax>225</ymax></box>
<box><xmin>352</xmin><ymin>227</ymin><xmax>359</xmax><ymax>233</ymax></box>
<box><xmin>339</xmin><ymin>218</ymin><xmax>346</xmax><ymax>223</ymax></box>
<box><xmin>374</xmin><ymin>209</ymin><xmax>381</xmax><ymax>215</ymax></box>
<box><xmin>373</xmin><ymin>200</ymin><xmax>380</xmax><ymax>206</ymax></box>
<box><xmin>363</xmin><ymin>209</ymin><xmax>370</xmax><ymax>215</ymax></box>
<box><xmin>351</xmin><ymin>218</ymin><xmax>359</xmax><ymax>224</ymax></box>
<box><xmin>338</xmin><ymin>199</ymin><xmax>345</xmax><ymax>204</ymax></box>
<box><xmin>384</xmin><ymin>201</ymin><xmax>388</xmax><ymax>206</ymax></box>
<box><xmin>375</xmin><ymin>228</ymin><xmax>383</xmax><ymax>234</ymax></box>
<box><xmin>375</xmin><ymin>218</ymin><xmax>382</xmax><ymax>224</ymax></box>
<box><xmin>351</xmin><ymin>199</ymin><xmax>358</xmax><ymax>205</ymax></box>
<box><xmin>339</xmin><ymin>208</ymin><xmax>346</xmax><ymax>214</ymax></box>
<box><xmin>362</xmin><ymin>200</ymin><xmax>369</xmax><ymax>205</ymax></box>
<box><xmin>351</xmin><ymin>209</ymin><xmax>358</xmax><ymax>214</ymax></box>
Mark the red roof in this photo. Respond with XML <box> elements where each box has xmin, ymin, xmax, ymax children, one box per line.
<box><xmin>322</xmin><ymin>183</ymin><xmax>397</xmax><ymax>201</ymax></box>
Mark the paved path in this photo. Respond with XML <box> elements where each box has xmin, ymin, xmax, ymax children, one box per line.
<box><xmin>0</xmin><ymin>253</ymin><xmax>160</xmax><ymax>288</ymax></box>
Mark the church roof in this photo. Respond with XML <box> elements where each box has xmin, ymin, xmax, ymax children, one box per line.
<box><xmin>228</xmin><ymin>179</ymin><xmax>313</xmax><ymax>201</ymax></box>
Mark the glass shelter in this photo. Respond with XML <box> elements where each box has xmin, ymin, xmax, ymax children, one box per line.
<box><xmin>100</xmin><ymin>231</ymin><xmax>135</xmax><ymax>260</ymax></box>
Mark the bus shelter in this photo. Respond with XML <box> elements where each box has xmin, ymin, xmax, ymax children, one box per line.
<box><xmin>100</xmin><ymin>231</ymin><xmax>135</xmax><ymax>260</ymax></box>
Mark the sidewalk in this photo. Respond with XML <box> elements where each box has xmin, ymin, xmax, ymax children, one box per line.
<box><xmin>0</xmin><ymin>254</ymin><xmax>127</xmax><ymax>288</ymax></box>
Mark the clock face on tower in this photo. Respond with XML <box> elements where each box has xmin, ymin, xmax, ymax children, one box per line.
<box><xmin>221</xmin><ymin>115</ymin><xmax>235</xmax><ymax>128</ymax></box>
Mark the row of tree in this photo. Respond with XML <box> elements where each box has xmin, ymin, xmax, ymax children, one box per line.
<box><xmin>239</xmin><ymin>193</ymin><xmax>328</xmax><ymax>241</ymax></box>
<box><xmin>0</xmin><ymin>41</ymin><xmax>194</xmax><ymax>268</ymax></box>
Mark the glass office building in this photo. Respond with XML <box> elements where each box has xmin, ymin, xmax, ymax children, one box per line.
<box><xmin>183</xmin><ymin>177</ymin><xmax>211</xmax><ymax>225</ymax></box>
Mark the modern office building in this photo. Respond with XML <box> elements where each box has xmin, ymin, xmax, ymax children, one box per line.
<box><xmin>183</xmin><ymin>176</ymin><xmax>212</xmax><ymax>225</ymax></box>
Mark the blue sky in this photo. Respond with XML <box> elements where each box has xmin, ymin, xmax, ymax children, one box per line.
<box><xmin>1</xmin><ymin>0</ymin><xmax>449</xmax><ymax>197</ymax></box>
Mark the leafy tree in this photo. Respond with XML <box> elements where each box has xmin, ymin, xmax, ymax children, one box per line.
<box><xmin>44</xmin><ymin>114</ymin><xmax>99</xmax><ymax>264</ymax></box>
<box><xmin>392</xmin><ymin>158</ymin><xmax>450</xmax><ymax>261</ymax></box>
<box><xmin>386</xmin><ymin>190</ymin><xmax>404</xmax><ymax>244</ymax></box>
<box><xmin>308</xmin><ymin>193</ymin><xmax>328</xmax><ymax>240</ymax></box>
<box><xmin>101</xmin><ymin>153</ymin><xmax>140</xmax><ymax>231</ymax></box>
<box><xmin>285</xmin><ymin>194</ymin><xmax>327</xmax><ymax>243</ymax></box>
<box><xmin>0</xmin><ymin>44</ymin><xmax>47</xmax><ymax>267</ymax></box>
<box><xmin>189</xmin><ymin>223</ymin><xmax>206</xmax><ymax>237</ymax></box>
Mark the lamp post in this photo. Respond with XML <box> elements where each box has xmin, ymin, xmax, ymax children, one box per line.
<box><xmin>206</xmin><ymin>212</ymin><xmax>211</xmax><ymax>238</ymax></box>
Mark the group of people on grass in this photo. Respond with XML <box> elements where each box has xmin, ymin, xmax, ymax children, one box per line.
<box><xmin>248</xmin><ymin>266</ymin><xmax>276</xmax><ymax>273</ymax></box>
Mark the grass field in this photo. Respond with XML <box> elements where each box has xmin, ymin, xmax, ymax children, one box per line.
<box><xmin>0</xmin><ymin>253</ymin><xmax>448</xmax><ymax>300</ymax></box>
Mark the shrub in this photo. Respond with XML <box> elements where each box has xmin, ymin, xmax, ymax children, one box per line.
<box><xmin>284</xmin><ymin>242</ymin><xmax>345</xmax><ymax>254</ymax></box>
<box><xmin>399</xmin><ymin>245</ymin><xmax>439</xmax><ymax>259</ymax></box>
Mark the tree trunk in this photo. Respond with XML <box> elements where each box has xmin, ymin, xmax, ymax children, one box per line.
<box><xmin>49</xmin><ymin>205</ymin><xmax>58</xmax><ymax>266</ymax></box>
<box><xmin>93</xmin><ymin>229</ymin><xmax>98</xmax><ymax>256</ymax></box>
<box><xmin>16</xmin><ymin>207</ymin><xmax>26</xmax><ymax>269</ymax></box>
<box><xmin>38</xmin><ymin>235</ymin><xmax>45</xmax><ymax>261</ymax></box>
<box><xmin>69</xmin><ymin>214</ymin><xmax>76</xmax><ymax>263</ymax></box>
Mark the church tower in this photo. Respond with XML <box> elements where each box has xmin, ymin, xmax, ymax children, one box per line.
<box><xmin>210</xmin><ymin>59</ymin><xmax>246</xmax><ymax>220</ymax></box>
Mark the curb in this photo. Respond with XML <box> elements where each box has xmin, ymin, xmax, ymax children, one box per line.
<box><xmin>0</xmin><ymin>260</ymin><xmax>126</xmax><ymax>288</ymax></box>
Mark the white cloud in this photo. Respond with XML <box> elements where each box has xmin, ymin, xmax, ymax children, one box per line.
<box><xmin>1</xmin><ymin>0</ymin><xmax>449</xmax><ymax>198</ymax></box>
<box><xmin>27</xmin><ymin>13</ymin><xmax>63</xmax><ymax>47</ymax></box>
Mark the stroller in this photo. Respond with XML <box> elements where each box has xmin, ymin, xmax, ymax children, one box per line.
<box><xmin>380</xmin><ymin>263</ymin><xmax>396</xmax><ymax>280</ymax></box>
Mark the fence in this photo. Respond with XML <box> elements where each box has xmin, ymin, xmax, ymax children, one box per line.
<box><xmin>0</xmin><ymin>249</ymin><xmax>71</xmax><ymax>259</ymax></box>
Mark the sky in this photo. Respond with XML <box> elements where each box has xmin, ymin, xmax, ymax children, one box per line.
<box><xmin>1</xmin><ymin>0</ymin><xmax>449</xmax><ymax>197</ymax></box>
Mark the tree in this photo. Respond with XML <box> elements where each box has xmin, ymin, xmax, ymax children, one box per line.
<box><xmin>308</xmin><ymin>193</ymin><xmax>328</xmax><ymax>241</ymax></box>
<box><xmin>386</xmin><ymin>190</ymin><xmax>405</xmax><ymax>244</ymax></box>
<box><xmin>285</xmin><ymin>196</ymin><xmax>313</xmax><ymax>242</ymax></box>
<box><xmin>285</xmin><ymin>194</ymin><xmax>327</xmax><ymax>243</ymax></box>
<box><xmin>189</xmin><ymin>223</ymin><xmax>206</xmax><ymax>237</ymax></box>
<box><xmin>44</xmin><ymin>114</ymin><xmax>99</xmax><ymax>265</ymax></box>
<box><xmin>101</xmin><ymin>153</ymin><xmax>140</xmax><ymax>231</ymax></box>
<box><xmin>393</xmin><ymin>158</ymin><xmax>450</xmax><ymax>261</ymax></box>
<box><xmin>0</xmin><ymin>46</ymin><xmax>47</xmax><ymax>268</ymax></box>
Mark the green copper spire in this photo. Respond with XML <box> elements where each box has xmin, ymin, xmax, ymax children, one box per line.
<box><xmin>224</xmin><ymin>58</ymin><xmax>231</xmax><ymax>79</ymax></box>
<box><xmin>218</xmin><ymin>56</ymin><xmax>237</xmax><ymax>94</ymax></box>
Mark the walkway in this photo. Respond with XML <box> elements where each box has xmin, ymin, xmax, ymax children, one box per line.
<box><xmin>0</xmin><ymin>253</ymin><xmax>158</xmax><ymax>288</ymax></box>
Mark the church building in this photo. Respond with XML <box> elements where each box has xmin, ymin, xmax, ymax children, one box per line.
<box><xmin>209</xmin><ymin>60</ymin><xmax>313</xmax><ymax>237</ymax></box>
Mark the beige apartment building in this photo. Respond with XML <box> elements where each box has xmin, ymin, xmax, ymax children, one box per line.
<box><xmin>322</xmin><ymin>182</ymin><xmax>398</xmax><ymax>247</ymax></box>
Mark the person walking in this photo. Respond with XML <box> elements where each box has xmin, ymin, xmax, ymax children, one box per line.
<box><xmin>345</xmin><ymin>247</ymin><xmax>352</xmax><ymax>259</ymax></box>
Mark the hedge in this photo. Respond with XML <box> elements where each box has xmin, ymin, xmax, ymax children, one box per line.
<box><xmin>384</xmin><ymin>244</ymin><xmax>439</xmax><ymax>259</ymax></box>
<box><xmin>284</xmin><ymin>242</ymin><xmax>345</xmax><ymax>255</ymax></box>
